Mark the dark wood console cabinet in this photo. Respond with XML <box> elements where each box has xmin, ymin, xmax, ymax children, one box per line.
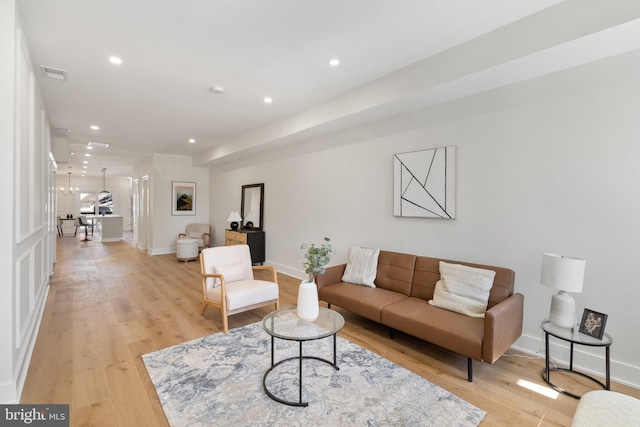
<box><xmin>225</xmin><ymin>229</ymin><xmax>265</xmax><ymax>264</ymax></box>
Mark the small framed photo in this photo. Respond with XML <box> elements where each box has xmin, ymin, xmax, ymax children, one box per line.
<box><xmin>172</xmin><ymin>181</ymin><xmax>196</xmax><ymax>215</ymax></box>
<box><xmin>579</xmin><ymin>308</ymin><xmax>608</xmax><ymax>339</ymax></box>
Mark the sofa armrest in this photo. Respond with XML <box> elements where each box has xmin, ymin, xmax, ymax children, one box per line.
<box><xmin>315</xmin><ymin>264</ymin><xmax>347</xmax><ymax>290</ymax></box>
<box><xmin>483</xmin><ymin>293</ymin><xmax>524</xmax><ymax>363</ymax></box>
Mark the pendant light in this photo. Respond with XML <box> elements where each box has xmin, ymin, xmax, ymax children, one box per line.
<box><xmin>59</xmin><ymin>172</ymin><xmax>79</xmax><ymax>195</ymax></box>
<box><xmin>99</xmin><ymin>168</ymin><xmax>109</xmax><ymax>194</ymax></box>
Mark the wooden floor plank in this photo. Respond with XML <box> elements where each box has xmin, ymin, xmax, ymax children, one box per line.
<box><xmin>20</xmin><ymin>232</ymin><xmax>640</xmax><ymax>426</ymax></box>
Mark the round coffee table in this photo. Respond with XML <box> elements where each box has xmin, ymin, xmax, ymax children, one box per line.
<box><xmin>262</xmin><ymin>306</ymin><xmax>345</xmax><ymax>407</ymax></box>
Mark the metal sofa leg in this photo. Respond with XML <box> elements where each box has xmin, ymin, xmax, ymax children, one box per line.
<box><xmin>468</xmin><ymin>358</ymin><xmax>473</xmax><ymax>382</ymax></box>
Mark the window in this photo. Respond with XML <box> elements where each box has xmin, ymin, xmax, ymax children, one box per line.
<box><xmin>80</xmin><ymin>192</ymin><xmax>114</xmax><ymax>215</ymax></box>
<box><xmin>80</xmin><ymin>193</ymin><xmax>96</xmax><ymax>215</ymax></box>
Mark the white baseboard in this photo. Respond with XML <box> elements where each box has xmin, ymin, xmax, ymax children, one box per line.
<box><xmin>266</xmin><ymin>261</ymin><xmax>304</xmax><ymax>282</ymax></box>
<box><xmin>147</xmin><ymin>246</ymin><xmax>175</xmax><ymax>255</ymax></box>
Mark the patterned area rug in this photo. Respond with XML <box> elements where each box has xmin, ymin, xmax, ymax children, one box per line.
<box><xmin>142</xmin><ymin>321</ymin><xmax>486</xmax><ymax>427</ymax></box>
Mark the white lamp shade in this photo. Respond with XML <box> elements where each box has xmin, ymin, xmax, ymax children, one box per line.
<box><xmin>227</xmin><ymin>211</ymin><xmax>242</xmax><ymax>222</ymax></box>
<box><xmin>540</xmin><ymin>253</ymin><xmax>585</xmax><ymax>293</ymax></box>
<box><xmin>243</xmin><ymin>211</ymin><xmax>256</xmax><ymax>223</ymax></box>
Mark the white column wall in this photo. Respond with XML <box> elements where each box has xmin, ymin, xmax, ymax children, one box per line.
<box><xmin>1</xmin><ymin>3</ymin><xmax>54</xmax><ymax>403</ymax></box>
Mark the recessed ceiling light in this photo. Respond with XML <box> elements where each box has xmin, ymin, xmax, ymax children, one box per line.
<box><xmin>90</xmin><ymin>125</ymin><xmax>100</xmax><ymax>130</ymax></box>
<box><xmin>83</xmin><ymin>160</ymin><xmax>88</xmax><ymax>164</ymax></box>
<box><xmin>188</xmin><ymin>139</ymin><xmax>196</xmax><ymax>143</ymax></box>
<box><xmin>264</xmin><ymin>97</ymin><xmax>273</xmax><ymax>104</ymax></box>
<box><xmin>210</xmin><ymin>86</ymin><xmax>224</xmax><ymax>94</ymax></box>
<box><xmin>84</xmin><ymin>154</ymin><xmax>91</xmax><ymax>157</ymax></box>
<box><xmin>87</xmin><ymin>146</ymin><xmax>93</xmax><ymax>150</ymax></box>
<box><xmin>109</xmin><ymin>56</ymin><xmax>123</xmax><ymax>65</ymax></box>
<box><xmin>328</xmin><ymin>58</ymin><xmax>340</xmax><ymax>66</ymax></box>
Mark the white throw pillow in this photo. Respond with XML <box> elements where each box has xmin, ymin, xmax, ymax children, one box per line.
<box><xmin>428</xmin><ymin>261</ymin><xmax>496</xmax><ymax>318</ymax></box>
<box><xmin>341</xmin><ymin>247</ymin><xmax>380</xmax><ymax>288</ymax></box>
<box><xmin>214</xmin><ymin>262</ymin><xmax>247</xmax><ymax>286</ymax></box>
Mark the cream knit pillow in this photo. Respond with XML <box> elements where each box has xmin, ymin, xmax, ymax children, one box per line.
<box><xmin>428</xmin><ymin>261</ymin><xmax>496</xmax><ymax>318</ymax></box>
<box><xmin>341</xmin><ymin>247</ymin><xmax>380</xmax><ymax>288</ymax></box>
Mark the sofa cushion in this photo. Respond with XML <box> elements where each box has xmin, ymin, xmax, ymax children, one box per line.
<box><xmin>428</xmin><ymin>261</ymin><xmax>495</xmax><ymax>318</ymax></box>
<box><xmin>341</xmin><ymin>246</ymin><xmax>380</xmax><ymax>287</ymax></box>
<box><xmin>374</xmin><ymin>251</ymin><xmax>417</xmax><ymax>296</ymax></box>
<box><xmin>381</xmin><ymin>297</ymin><xmax>485</xmax><ymax>361</ymax></box>
<box><xmin>318</xmin><ymin>282</ymin><xmax>407</xmax><ymax>323</ymax></box>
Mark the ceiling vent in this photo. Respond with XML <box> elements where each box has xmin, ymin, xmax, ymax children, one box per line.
<box><xmin>54</xmin><ymin>127</ymin><xmax>70</xmax><ymax>132</ymax></box>
<box><xmin>87</xmin><ymin>141</ymin><xmax>109</xmax><ymax>149</ymax></box>
<box><xmin>40</xmin><ymin>65</ymin><xmax>68</xmax><ymax>81</ymax></box>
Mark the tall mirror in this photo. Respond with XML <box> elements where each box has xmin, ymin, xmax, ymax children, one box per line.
<box><xmin>241</xmin><ymin>183</ymin><xmax>264</xmax><ymax>230</ymax></box>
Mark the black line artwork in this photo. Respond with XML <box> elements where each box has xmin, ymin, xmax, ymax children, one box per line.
<box><xmin>393</xmin><ymin>146</ymin><xmax>456</xmax><ymax>219</ymax></box>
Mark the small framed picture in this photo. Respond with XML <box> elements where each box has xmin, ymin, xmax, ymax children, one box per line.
<box><xmin>579</xmin><ymin>308</ymin><xmax>608</xmax><ymax>339</ymax></box>
<box><xmin>172</xmin><ymin>181</ymin><xmax>196</xmax><ymax>215</ymax></box>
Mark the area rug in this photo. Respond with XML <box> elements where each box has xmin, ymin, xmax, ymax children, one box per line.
<box><xmin>142</xmin><ymin>320</ymin><xmax>486</xmax><ymax>427</ymax></box>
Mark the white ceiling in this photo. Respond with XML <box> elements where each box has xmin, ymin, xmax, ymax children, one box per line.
<box><xmin>17</xmin><ymin>0</ymin><xmax>640</xmax><ymax>178</ymax></box>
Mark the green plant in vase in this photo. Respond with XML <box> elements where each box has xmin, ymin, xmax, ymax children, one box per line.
<box><xmin>298</xmin><ymin>237</ymin><xmax>335</xmax><ymax>321</ymax></box>
<box><xmin>300</xmin><ymin>237</ymin><xmax>335</xmax><ymax>283</ymax></box>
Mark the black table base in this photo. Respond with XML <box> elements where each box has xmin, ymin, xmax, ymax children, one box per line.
<box><xmin>263</xmin><ymin>335</ymin><xmax>339</xmax><ymax>407</ymax></box>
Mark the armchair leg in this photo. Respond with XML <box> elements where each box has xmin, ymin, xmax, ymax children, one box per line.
<box><xmin>467</xmin><ymin>358</ymin><xmax>473</xmax><ymax>382</ymax></box>
<box><xmin>222</xmin><ymin>315</ymin><xmax>229</xmax><ymax>334</ymax></box>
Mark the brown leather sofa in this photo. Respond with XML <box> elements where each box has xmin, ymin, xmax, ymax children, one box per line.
<box><xmin>316</xmin><ymin>250</ymin><xmax>524</xmax><ymax>381</ymax></box>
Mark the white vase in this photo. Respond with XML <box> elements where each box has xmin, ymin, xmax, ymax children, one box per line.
<box><xmin>297</xmin><ymin>281</ymin><xmax>319</xmax><ymax>322</ymax></box>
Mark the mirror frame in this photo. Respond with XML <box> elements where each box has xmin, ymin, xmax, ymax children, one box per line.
<box><xmin>241</xmin><ymin>183</ymin><xmax>264</xmax><ymax>230</ymax></box>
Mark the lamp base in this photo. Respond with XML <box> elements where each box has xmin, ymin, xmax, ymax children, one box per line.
<box><xmin>549</xmin><ymin>290</ymin><xmax>576</xmax><ymax>328</ymax></box>
<box><xmin>230</xmin><ymin>222</ymin><xmax>239</xmax><ymax>230</ymax></box>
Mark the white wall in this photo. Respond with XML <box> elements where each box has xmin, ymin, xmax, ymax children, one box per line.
<box><xmin>133</xmin><ymin>153</ymin><xmax>210</xmax><ymax>255</ymax></box>
<box><xmin>1</xmin><ymin>3</ymin><xmax>54</xmax><ymax>403</ymax></box>
<box><xmin>210</xmin><ymin>49</ymin><xmax>640</xmax><ymax>388</ymax></box>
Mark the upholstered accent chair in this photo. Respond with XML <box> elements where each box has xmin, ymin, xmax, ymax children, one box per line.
<box><xmin>74</xmin><ymin>216</ymin><xmax>94</xmax><ymax>237</ymax></box>
<box><xmin>200</xmin><ymin>245</ymin><xmax>279</xmax><ymax>333</ymax></box>
<box><xmin>178</xmin><ymin>223</ymin><xmax>211</xmax><ymax>251</ymax></box>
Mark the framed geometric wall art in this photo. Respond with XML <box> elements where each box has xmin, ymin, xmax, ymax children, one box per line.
<box><xmin>393</xmin><ymin>146</ymin><xmax>456</xmax><ymax>219</ymax></box>
<box><xmin>172</xmin><ymin>181</ymin><xmax>196</xmax><ymax>215</ymax></box>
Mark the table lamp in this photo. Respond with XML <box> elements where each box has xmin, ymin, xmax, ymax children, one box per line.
<box><xmin>227</xmin><ymin>211</ymin><xmax>242</xmax><ymax>230</ymax></box>
<box><xmin>540</xmin><ymin>253</ymin><xmax>586</xmax><ymax>328</ymax></box>
<box><xmin>243</xmin><ymin>211</ymin><xmax>256</xmax><ymax>228</ymax></box>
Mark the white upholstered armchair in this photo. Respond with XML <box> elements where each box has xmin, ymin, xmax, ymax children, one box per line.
<box><xmin>200</xmin><ymin>245</ymin><xmax>279</xmax><ymax>333</ymax></box>
<box><xmin>178</xmin><ymin>223</ymin><xmax>211</xmax><ymax>250</ymax></box>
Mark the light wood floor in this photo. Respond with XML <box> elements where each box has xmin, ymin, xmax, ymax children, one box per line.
<box><xmin>21</xmin><ymin>232</ymin><xmax>640</xmax><ymax>426</ymax></box>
